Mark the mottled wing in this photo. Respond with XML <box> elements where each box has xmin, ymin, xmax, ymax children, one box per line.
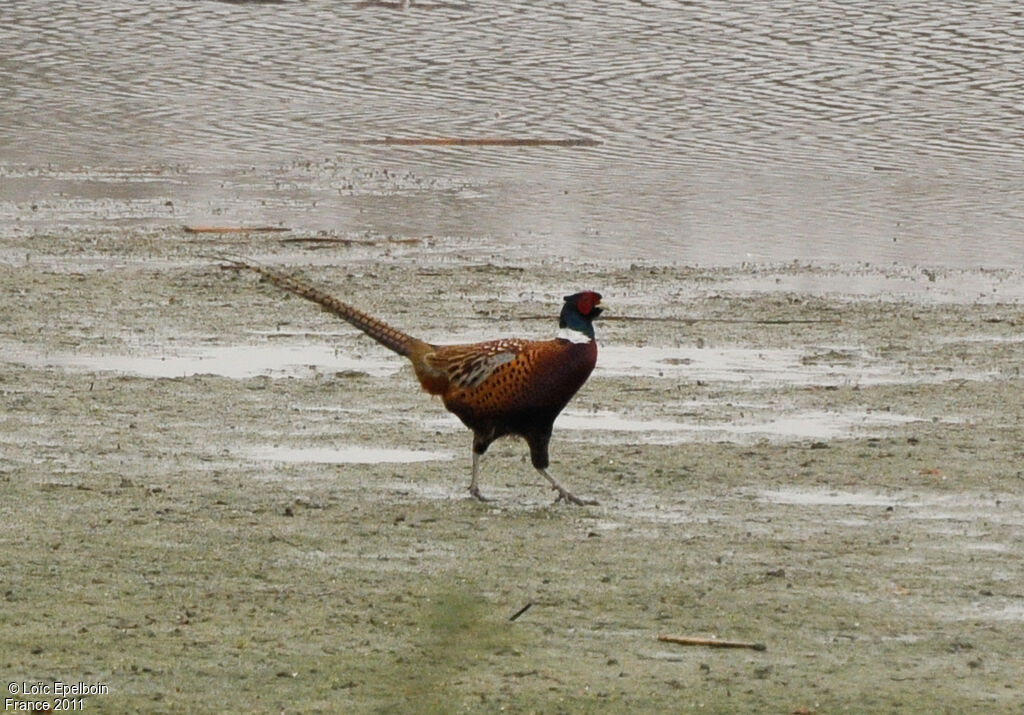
<box><xmin>429</xmin><ymin>338</ymin><xmax>529</xmax><ymax>390</ymax></box>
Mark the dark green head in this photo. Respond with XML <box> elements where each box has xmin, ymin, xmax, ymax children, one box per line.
<box><xmin>558</xmin><ymin>291</ymin><xmax>603</xmax><ymax>342</ymax></box>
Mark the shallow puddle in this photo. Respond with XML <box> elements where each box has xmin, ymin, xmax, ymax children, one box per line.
<box><xmin>4</xmin><ymin>335</ymin><xmax>971</xmax><ymax>447</ymax></box>
<box><xmin>758</xmin><ymin>487</ymin><xmax>1024</xmax><ymax>527</ymax></box>
<box><xmin>555</xmin><ymin>410</ymin><xmax>693</xmax><ymax>433</ymax></box>
<box><xmin>597</xmin><ymin>344</ymin><xmax>903</xmax><ymax>387</ymax></box>
<box><xmin>559</xmin><ymin>408</ymin><xmax>925</xmax><ymax>443</ymax></box>
<box><xmin>247</xmin><ymin>445</ymin><xmax>452</xmax><ymax>464</ymax></box>
<box><xmin>20</xmin><ymin>343</ymin><xmax>400</xmax><ymax>379</ymax></box>
<box><xmin>8</xmin><ymin>332</ymin><xmax>942</xmax><ymax>445</ymax></box>
<box><xmin>718</xmin><ymin>269</ymin><xmax>1024</xmax><ymax>305</ymax></box>
<box><xmin>12</xmin><ymin>338</ymin><xmax>987</xmax><ymax>389</ymax></box>
<box><xmin>758</xmin><ymin>487</ymin><xmax>909</xmax><ymax>508</ymax></box>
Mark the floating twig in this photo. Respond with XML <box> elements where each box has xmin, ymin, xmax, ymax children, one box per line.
<box><xmin>352</xmin><ymin>137</ymin><xmax>602</xmax><ymax>147</ymax></box>
<box><xmin>658</xmin><ymin>635</ymin><xmax>767</xmax><ymax>651</ymax></box>
<box><xmin>278</xmin><ymin>236</ymin><xmax>422</xmax><ymax>246</ymax></box>
<box><xmin>184</xmin><ymin>225</ymin><xmax>291</xmax><ymax>234</ymax></box>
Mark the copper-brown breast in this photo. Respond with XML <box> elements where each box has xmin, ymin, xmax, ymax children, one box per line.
<box><xmin>435</xmin><ymin>338</ymin><xmax>597</xmax><ymax>423</ymax></box>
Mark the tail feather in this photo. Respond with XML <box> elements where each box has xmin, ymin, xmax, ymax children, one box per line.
<box><xmin>224</xmin><ymin>258</ymin><xmax>418</xmax><ymax>357</ymax></box>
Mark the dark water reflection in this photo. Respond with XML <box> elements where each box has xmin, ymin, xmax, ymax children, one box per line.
<box><xmin>2</xmin><ymin>1</ymin><xmax>1023</xmax><ymax>265</ymax></box>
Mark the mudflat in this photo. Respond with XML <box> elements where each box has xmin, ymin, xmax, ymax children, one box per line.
<box><xmin>2</xmin><ymin>229</ymin><xmax>1022</xmax><ymax>713</ymax></box>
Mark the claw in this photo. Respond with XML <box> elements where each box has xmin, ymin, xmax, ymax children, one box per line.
<box><xmin>537</xmin><ymin>467</ymin><xmax>597</xmax><ymax>506</ymax></box>
<box><xmin>553</xmin><ymin>487</ymin><xmax>599</xmax><ymax>507</ymax></box>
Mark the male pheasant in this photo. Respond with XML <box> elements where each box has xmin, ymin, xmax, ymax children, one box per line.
<box><xmin>223</xmin><ymin>259</ymin><xmax>603</xmax><ymax>505</ymax></box>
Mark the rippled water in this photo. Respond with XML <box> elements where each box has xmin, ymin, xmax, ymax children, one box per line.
<box><xmin>3</xmin><ymin>1</ymin><xmax>1024</xmax><ymax>265</ymax></box>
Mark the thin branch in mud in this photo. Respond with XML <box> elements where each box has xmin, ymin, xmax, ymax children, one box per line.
<box><xmin>657</xmin><ymin>634</ymin><xmax>767</xmax><ymax>651</ymax></box>
<box><xmin>184</xmin><ymin>225</ymin><xmax>291</xmax><ymax>234</ymax></box>
<box><xmin>278</xmin><ymin>236</ymin><xmax>361</xmax><ymax>246</ymax></box>
<box><xmin>277</xmin><ymin>236</ymin><xmax>422</xmax><ymax>246</ymax></box>
<box><xmin>508</xmin><ymin>602</ymin><xmax>533</xmax><ymax>622</ymax></box>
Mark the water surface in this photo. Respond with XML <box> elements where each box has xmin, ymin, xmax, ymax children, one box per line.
<box><xmin>3</xmin><ymin>1</ymin><xmax>1023</xmax><ymax>266</ymax></box>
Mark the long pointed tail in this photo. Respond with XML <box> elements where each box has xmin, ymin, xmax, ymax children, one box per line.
<box><xmin>222</xmin><ymin>258</ymin><xmax>419</xmax><ymax>357</ymax></box>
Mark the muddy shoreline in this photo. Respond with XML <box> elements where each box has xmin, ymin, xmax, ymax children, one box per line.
<box><xmin>2</xmin><ymin>228</ymin><xmax>1023</xmax><ymax>712</ymax></box>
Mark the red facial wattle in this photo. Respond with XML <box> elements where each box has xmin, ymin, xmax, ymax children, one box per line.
<box><xmin>576</xmin><ymin>291</ymin><xmax>601</xmax><ymax>316</ymax></box>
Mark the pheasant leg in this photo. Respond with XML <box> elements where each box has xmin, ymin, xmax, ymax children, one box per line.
<box><xmin>468</xmin><ymin>451</ymin><xmax>490</xmax><ymax>502</ymax></box>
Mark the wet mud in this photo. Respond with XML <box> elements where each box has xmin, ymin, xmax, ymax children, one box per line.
<box><xmin>2</xmin><ymin>229</ymin><xmax>1023</xmax><ymax>712</ymax></box>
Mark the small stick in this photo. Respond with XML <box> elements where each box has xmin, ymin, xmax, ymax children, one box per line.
<box><xmin>278</xmin><ymin>236</ymin><xmax>422</xmax><ymax>246</ymax></box>
<box><xmin>351</xmin><ymin>137</ymin><xmax>602</xmax><ymax>147</ymax></box>
<box><xmin>658</xmin><ymin>635</ymin><xmax>767</xmax><ymax>651</ymax></box>
<box><xmin>278</xmin><ymin>237</ymin><xmax>360</xmax><ymax>245</ymax></box>
<box><xmin>508</xmin><ymin>602</ymin><xmax>533</xmax><ymax>622</ymax></box>
<box><xmin>184</xmin><ymin>226</ymin><xmax>291</xmax><ymax>234</ymax></box>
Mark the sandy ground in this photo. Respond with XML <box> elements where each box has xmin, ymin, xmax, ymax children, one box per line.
<box><xmin>1</xmin><ymin>228</ymin><xmax>1023</xmax><ymax>713</ymax></box>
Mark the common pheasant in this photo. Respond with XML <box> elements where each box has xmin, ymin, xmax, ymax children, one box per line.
<box><xmin>222</xmin><ymin>259</ymin><xmax>603</xmax><ymax>505</ymax></box>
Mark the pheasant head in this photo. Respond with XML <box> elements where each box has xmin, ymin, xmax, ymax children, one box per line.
<box><xmin>557</xmin><ymin>291</ymin><xmax>603</xmax><ymax>343</ymax></box>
